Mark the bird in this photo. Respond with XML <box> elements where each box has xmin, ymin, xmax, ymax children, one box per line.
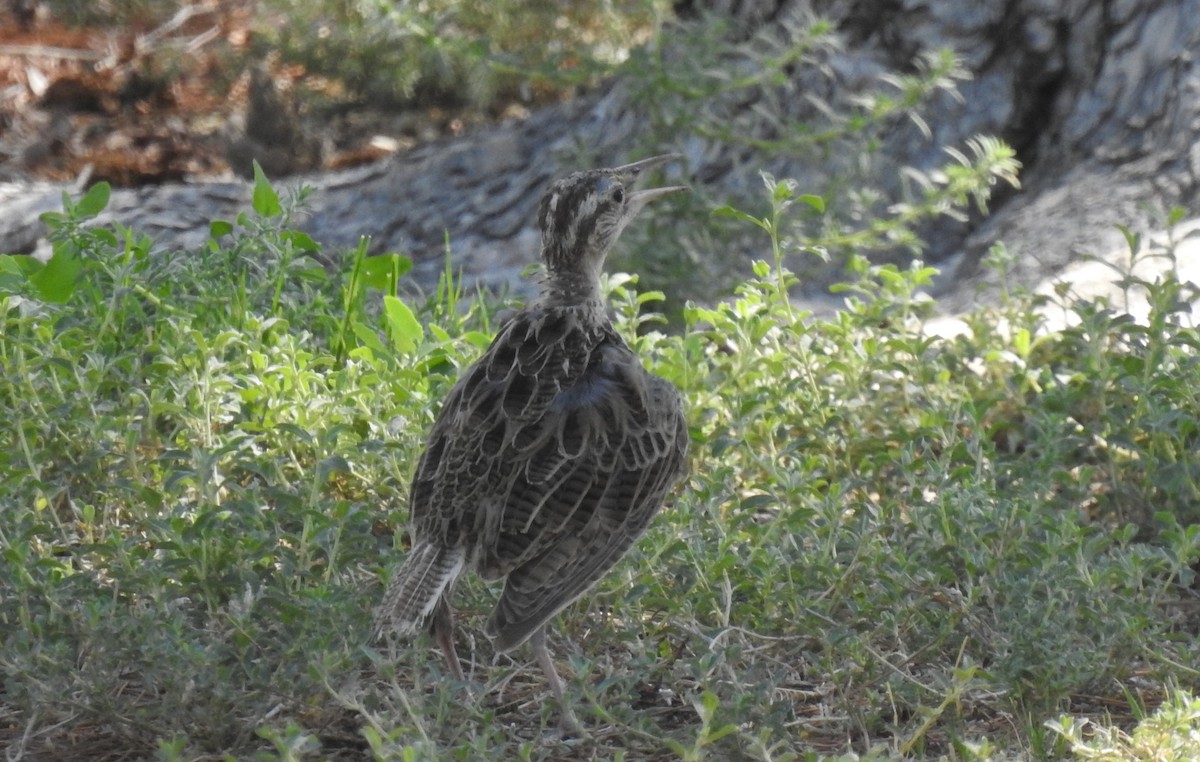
<box><xmin>372</xmin><ymin>153</ymin><xmax>690</xmax><ymax>731</ymax></box>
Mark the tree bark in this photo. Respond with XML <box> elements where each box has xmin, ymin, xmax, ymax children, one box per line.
<box><xmin>2</xmin><ymin>0</ymin><xmax>1196</xmax><ymax>306</ymax></box>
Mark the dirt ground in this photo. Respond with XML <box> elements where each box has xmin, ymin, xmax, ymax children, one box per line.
<box><xmin>0</xmin><ymin>1</ymin><xmax>475</xmax><ymax>187</ymax></box>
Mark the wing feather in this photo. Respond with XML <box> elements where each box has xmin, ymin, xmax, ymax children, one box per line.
<box><xmin>403</xmin><ymin>308</ymin><xmax>687</xmax><ymax>649</ymax></box>
<box><xmin>486</xmin><ymin>409</ymin><xmax>686</xmax><ymax>650</ymax></box>
<box><xmin>485</xmin><ymin>371</ymin><xmax>686</xmax><ymax>644</ymax></box>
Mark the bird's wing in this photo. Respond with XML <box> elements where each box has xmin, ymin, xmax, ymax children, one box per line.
<box><xmin>407</xmin><ymin>310</ymin><xmax>688</xmax><ymax>647</ymax></box>
<box><xmin>483</xmin><ymin>357</ymin><xmax>689</xmax><ymax>651</ymax></box>
<box><xmin>407</xmin><ymin>309</ymin><xmax>591</xmax><ymax>543</ymax></box>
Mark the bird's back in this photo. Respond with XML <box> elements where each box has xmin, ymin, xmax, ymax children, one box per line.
<box><xmin>408</xmin><ymin>303</ymin><xmax>688</xmax><ymax>648</ymax></box>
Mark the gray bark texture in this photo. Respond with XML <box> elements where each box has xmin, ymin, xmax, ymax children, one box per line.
<box><xmin>2</xmin><ymin>0</ymin><xmax>1197</xmax><ymax>306</ymax></box>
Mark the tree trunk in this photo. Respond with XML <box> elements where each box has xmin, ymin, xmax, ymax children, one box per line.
<box><xmin>2</xmin><ymin>0</ymin><xmax>1196</xmax><ymax>306</ymax></box>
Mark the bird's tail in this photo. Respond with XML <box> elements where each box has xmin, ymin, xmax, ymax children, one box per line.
<box><xmin>372</xmin><ymin>542</ymin><xmax>464</xmax><ymax>641</ymax></box>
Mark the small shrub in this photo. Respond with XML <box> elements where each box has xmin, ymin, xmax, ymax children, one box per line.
<box><xmin>1049</xmin><ymin>690</ymin><xmax>1200</xmax><ymax>761</ymax></box>
<box><xmin>259</xmin><ymin>0</ymin><xmax>669</xmax><ymax>110</ymax></box>
<box><xmin>1</xmin><ymin>167</ymin><xmax>1197</xmax><ymax>759</ymax></box>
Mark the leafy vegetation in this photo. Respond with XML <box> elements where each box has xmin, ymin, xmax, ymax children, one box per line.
<box><xmin>1</xmin><ymin>161</ymin><xmax>1197</xmax><ymax>760</ymax></box>
<box><xmin>605</xmin><ymin>13</ymin><xmax>1023</xmax><ymax>316</ymax></box>
<box><xmin>24</xmin><ymin>2</ymin><xmax>1010</xmax><ymax>324</ymax></box>
<box><xmin>12</xmin><ymin>4</ymin><xmax>1197</xmax><ymax>760</ymax></box>
<box><xmin>1049</xmin><ymin>689</ymin><xmax>1200</xmax><ymax>761</ymax></box>
<box><xmin>257</xmin><ymin>0</ymin><xmax>670</xmax><ymax>110</ymax></box>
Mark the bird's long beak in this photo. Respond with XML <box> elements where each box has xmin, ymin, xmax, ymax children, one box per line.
<box><xmin>613</xmin><ymin>153</ymin><xmax>681</xmax><ymax>177</ymax></box>
<box><xmin>628</xmin><ymin>184</ymin><xmax>690</xmax><ymax>207</ymax></box>
<box><xmin>614</xmin><ymin>153</ymin><xmax>689</xmax><ymax>209</ymax></box>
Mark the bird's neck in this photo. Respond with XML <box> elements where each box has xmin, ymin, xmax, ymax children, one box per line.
<box><xmin>534</xmin><ymin>234</ymin><xmax>613</xmax><ymax>318</ymax></box>
<box><xmin>535</xmin><ymin>255</ymin><xmax>606</xmax><ymax>311</ymax></box>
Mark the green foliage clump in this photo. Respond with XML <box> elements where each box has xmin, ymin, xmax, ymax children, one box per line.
<box><xmin>612</xmin><ymin>13</ymin><xmax>1022</xmax><ymax>313</ymax></box>
<box><xmin>1</xmin><ymin>167</ymin><xmax>1197</xmax><ymax>759</ymax></box>
<box><xmin>1049</xmin><ymin>690</ymin><xmax>1200</xmax><ymax>761</ymax></box>
<box><xmin>0</xmin><ymin>168</ymin><xmax>475</xmax><ymax>756</ymax></box>
<box><xmin>259</xmin><ymin>0</ymin><xmax>670</xmax><ymax>109</ymax></box>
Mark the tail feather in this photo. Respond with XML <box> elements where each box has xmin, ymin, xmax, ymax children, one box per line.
<box><xmin>373</xmin><ymin>542</ymin><xmax>464</xmax><ymax>641</ymax></box>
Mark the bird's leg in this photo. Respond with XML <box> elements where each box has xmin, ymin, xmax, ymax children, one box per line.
<box><xmin>529</xmin><ymin>627</ymin><xmax>583</xmax><ymax>734</ymax></box>
<box><xmin>429</xmin><ymin>597</ymin><xmax>466</xmax><ymax>681</ymax></box>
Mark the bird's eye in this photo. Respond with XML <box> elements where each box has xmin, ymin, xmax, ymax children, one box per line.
<box><xmin>612</xmin><ymin>186</ymin><xmax>625</xmax><ymax>204</ymax></box>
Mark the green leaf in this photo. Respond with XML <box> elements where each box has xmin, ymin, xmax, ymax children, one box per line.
<box><xmin>0</xmin><ymin>255</ymin><xmax>23</xmax><ymax>275</ymax></box>
<box><xmin>92</xmin><ymin>228</ymin><xmax>118</xmax><ymax>247</ymax></box>
<box><xmin>251</xmin><ymin>160</ymin><xmax>282</xmax><ymax>218</ymax></box>
<box><xmin>2</xmin><ymin>254</ymin><xmax>41</xmax><ymax>277</ymax></box>
<box><xmin>607</xmin><ymin>271</ymin><xmax>636</xmax><ymax>290</ymax></box>
<box><xmin>351</xmin><ymin>319</ymin><xmax>387</xmax><ymax>354</ymax></box>
<box><xmin>876</xmin><ymin>266</ymin><xmax>904</xmax><ymax>286</ymax></box>
<box><xmin>383</xmin><ymin>295</ymin><xmax>423</xmax><ymax>354</ymax></box>
<box><xmin>0</xmin><ymin>255</ymin><xmax>29</xmax><ymax>294</ymax></box>
<box><xmin>913</xmin><ymin>265</ymin><xmax>939</xmax><ymax>285</ymax></box>
<box><xmin>210</xmin><ymin>219</ymin><xmax>233</xmax><ymax>238</ymax></box>
<box><xmin>712</xmin><ymin>205</ymin><xmax>768</xmax><ymax>231</ymax></box>
<box><xmin>663</xmin><ymin>739</ymin><xmax>690</xmax><ymax>757</ymax></box>
<box><xmin>282</xmin><ymin>230</ymin><xmax>320</xmax><ymax>252</ymax></box>
<box><xmin>799</xmin><ymin>193</ymin><xmax>825</xmax><ymax>213</ymax></box>
<box><xmin>74</xmin><ymin>182</ymin><xmax>111</xmax><ymax>218</ymax></box>
<box><xmin>1013</xmin><ymin>327</ymin><xmax>1031</xmax><ymax>357</ymax></box>
<box><xmin>772</xmin><ymin>178</ymin><xmax>795</xmax><ymax>202</ymax></box>
<box><xmin>347</xmin><ymin>345</ymin><xmax>376</xmax><ymax>362</ymax></box>
<box><xmin>1115</xmin><ymin>223</ymin><xmax>1140</xmax><ymax>255</ymax></box>
<box><xmin>463</xmin><ymin>330</ymin><xmax>493</xmax><ymax>349</ymax></box>
<box><xmin>276</xmin><ymin>423</ymin><xmax>314</xmax><ymax>444</ymax></box>
<box><xmin>696</xmin><ymin>689</ymin><xmax>719</xmax><ymax>721</ymax></box>
<box><xmin>29</xmin><ymin>240</ymin><xmax>83</xmax><ymax>302</ymax></box>
<box><xmin>704</xmin><ymin>723</ymin><xmax>739</xmax><ymax>745</ymax></box>
<box><xmin>359</xmin><ymin>253</ymin><xmax>413</xmax><ymax>291</ymax></box>
<box><xmin>38</xmin><ymin>210</ymin><xmax>67</xmax><ymax>229</ymax></box>
<box><xmin>317</xmin><ymin>455</ymin><xmax>351</xmax><ymax>482</ymax></box>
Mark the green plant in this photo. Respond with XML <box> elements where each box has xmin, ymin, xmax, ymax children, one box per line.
<box><xmin>259</xmin><ymin>0</ymin><xmax>669</xmax><ymax>110</ymax></box>
<box><xmin>2</xmin><ymin>161</ymin><xmax>1197</xmax><ymax>760</ymax></box>
<box><xmin>612</xmin><ymin>11</ymin><xmax>1021</xmax><ymax>314</ymax></box>
<box><xmin>1048</xmin><ymin>690</ymin><xmax>1200</xmax><ymax>761</ymax></box>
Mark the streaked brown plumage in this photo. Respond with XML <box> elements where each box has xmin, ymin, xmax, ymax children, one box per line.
<box><xmin>372</xmin><ymin>154</ymin><xmax>689</xmax><ymax>730</ymax></box>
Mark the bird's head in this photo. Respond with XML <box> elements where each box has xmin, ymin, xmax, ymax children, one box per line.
<box><xmin>536</xmin><ymin>154</ymin><xmax>687</xmax><ymax>302</ymax></box>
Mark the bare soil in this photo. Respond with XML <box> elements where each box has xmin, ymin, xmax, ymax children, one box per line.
<box><xmin>0</xmin><ymin>2</ymin><xmax>475</xmax><ymax>187</ymax></box>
